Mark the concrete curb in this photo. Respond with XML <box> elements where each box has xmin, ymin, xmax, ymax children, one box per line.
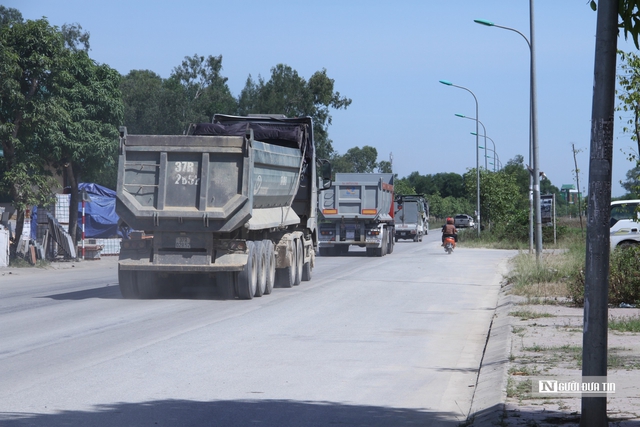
<box><xmin>468</xmin><ymin>286</ymin><xmax>516</xmax><ymax>425</ymax></box>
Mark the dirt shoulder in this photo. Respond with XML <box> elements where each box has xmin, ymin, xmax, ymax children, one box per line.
<box><xmin>499</xmin><ymin>289</ymin><xmax>640</xmax><ymax>426</ymax></box>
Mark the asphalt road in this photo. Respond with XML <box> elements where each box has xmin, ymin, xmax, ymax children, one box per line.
<box><xmin>0</xmin><ymin>232</ymin><xmax>516</xmax><ymax>427</ymax></box>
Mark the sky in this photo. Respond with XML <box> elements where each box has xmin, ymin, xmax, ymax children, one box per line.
<box><xmin>7</xmin><ymin>0</ymin><xmax>640</xmax><ymax>197</ymax></box>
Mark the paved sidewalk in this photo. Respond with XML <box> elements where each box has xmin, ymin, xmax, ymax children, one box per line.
<box><xmin>470</xmin><ymin>283</ymin><xmax>640</xmax><ymax>426</ymax></box>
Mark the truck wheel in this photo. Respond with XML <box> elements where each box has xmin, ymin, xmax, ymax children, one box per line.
<box><xmin>293</xmin><ymin>238</ymin><xmax>303</xmax><ymax>286</ymax></box>
<box><xmin>394</xmin><ymin>235</ymin><xmax>398</xmax><ymax>243</ymax></box>
<box><xmin>275</xmin><ymin>239</ymin><xmax>296</xmax><ymax>288</ymax></box>
<box><xmin>137</xmin><ymin>271</ymin><xmax>159</xmax><ymax>299</ymax></box>
<box><xmin>118</xmin><ymin>268</ymin><xmax>139</xmax><ymax>299</ymax></box>
<box><xmin>254</xmin><ymin>241</ymin><xmax>267</xmax><ymax>297</ymax></box>
<box><xmin>302</xmin><ymin>243</ymin><xmax>313</xmax><ymax>282</ymax></box>
<box><xmin>387</xmin><ymin>233</ymin><xmax>394</xmax><ymax>254</ymax></box>
<box><xmin>237</xmin><ymin>241</ymin><xmax>257</xmax><ymax>299</ymax></box>
<box><xmin>262</xmin><ymin>240</ymin><xmax>275</xmax><ymax>295</ymax></box>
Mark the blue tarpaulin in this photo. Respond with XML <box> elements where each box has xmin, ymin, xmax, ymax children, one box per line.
<box><xmin>78</xmin><ymin>183</ymin><xmax>121</xmax><ymax>238</ymax></box>
<box><xmin>31</xmin><ymin>183</ymin><xmax>123</xmax><ymax>240</ymax></box>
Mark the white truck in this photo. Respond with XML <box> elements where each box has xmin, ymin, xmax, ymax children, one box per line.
<box><xmin>318</xmin><ymin>173</ymin><xmax>395</xmax><ymax>256</ymax></box>
<box><xmin>610</xmin><ymin>199</ymin><xmax>640</xmax><ymax>250</ymax></box>
<box><xmin>394</xmin><ymin>194</ymin><xmax>429</xmax><ymax>242</ymax></box>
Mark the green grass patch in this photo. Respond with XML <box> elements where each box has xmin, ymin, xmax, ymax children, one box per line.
<box><xmin>609</xmin><ymin>315</ymin><xmax>640</xmax><ymax>333</ymax></box>
<box><xmin>8</xmin><ymin>257</ymin><xmax>50</xmax><ymax>268</ymax></box>
<box><xmin>506</xmin><ymin>377</ymin><xmax>533</xmax><ymax>400</ymax></box>
<box><xmin>509</xmin><ymin>309</ymin><xmax>555</xmax><ymax>320</ymax></box>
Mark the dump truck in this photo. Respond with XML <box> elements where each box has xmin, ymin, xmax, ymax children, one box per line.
<box><xmin>394</xmin><ymin>194</ymin><xmax>429</xmax><ymax>242</ymax></box>
<box><xmin>116</xmin><ymin>114</ymin><xmax>331</xmax><ymax>299</ymax></box>
<box><xmin>318</xmin><ymin>173</ymin><xmax>394</xmax><ymax>256</ymax></box>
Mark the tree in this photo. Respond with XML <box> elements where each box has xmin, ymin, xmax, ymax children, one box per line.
<box><xmin>464</xmin><ymin>168</ymin><xmax>521</xmax><ymax>227</ymax></box>
<box><xmin>0</xmin><ymin>5</ymin><xmax>22</xmax><ymax>27</ymax></box>
<box><xmin>378</xmin><ymin>160</ymin><xmax>392</xmax><ymax>173</ymax></box>
<box><xmin>0</xmin><ymin>17</ymin><xmax>67</xmax><ymax>250</ymax></box>
<box><xmin>343</xmin><ymin>146</ymin><xmax>378</xmax><ymax>173</ymax></box>
<box><xmin>169</xmin><ymin>54</ymin><xmax>237</xmax><ymax>132</ymax></box>
<box><xmin>621</xmin><ymin>163</ymin><xmax>640</xmax><ymax>196</ymax></box>
<box><xmin>120</xmin><ymin>69</ymin><xmax>181</xmax><ymax>135</ymax></box>
<box><xmin>0</xmin><ymin>15</ymin><xmax>123</xmax><ymax>253</ymax></box>
<box><xmin>237</xmin><ymin>65</ymin><xmax>351</xmax><ymax>159</ymax></box>
<box><xmin>617</xmin><ymin>50</ymin><xmax>640</xmax><ymax>156</ymax></box>
<box><xmin>46</xmin><ymin>50</ymin><xmax>123</xmax><ymax>244</ymax></box>
<box><xmin>393</xmin><ymin>177</ymin><xmax>415</xmax><ymax>196</ymax></box>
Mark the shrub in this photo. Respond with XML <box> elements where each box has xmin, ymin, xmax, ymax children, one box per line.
<box><xmin>568</xmin><ymin>246</ymin><xmax>640</xmax><ymax>306</ymax></box>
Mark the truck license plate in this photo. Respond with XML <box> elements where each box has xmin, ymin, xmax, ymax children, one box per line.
<box><xmin>175</xmin><ymin>237</ymin><xmax>191</xmax><ymax>248</ymax></box>
<box><xmin>346</xmin><ymin>231</ymin><xmax>355</xmax><ymax>240</ymax></box>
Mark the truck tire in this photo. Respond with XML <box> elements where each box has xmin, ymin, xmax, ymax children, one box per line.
<box><xmin>387</xmin><ymin>233</ymin><xmax>394</xmax><ymax>254</ymax></box>
<box><xmin>293</xmin><ymin>238</ymin><xmax>303</xmax><ymax>286</ymax></box>
<box><xmin>275</xmin><ymin>240</ymin><xmax>296</xmax><ymax>288</ymax></box>
<box><xmin>254</xmin><ymin>241</ymin><xmax>267</xmax><ymax>297</ymax></box>
<box><xmin>237</xmin><ymin>241</ymin><xmax>257</xmax><ymax>299</ymax></box>
<box><xmin>262</xmin><ymin>240</ymin><xmax>275</xmax><ymax>295</ymax></box>
<box><xmin>302</xmin><ymin>243</ymin><xmax>313</xmax><ymax>282</ymax></box>
<box><xmin>118</xmin><ymin>268</ymin><xmax>139</xmax><ymax>299</ymax></box>
<box><xmin>137</xmin><ymin>271</ymin><xmax>159</xmax><ymax>299</ymax></box>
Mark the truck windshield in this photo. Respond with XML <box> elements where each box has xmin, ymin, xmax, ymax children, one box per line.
<box><xmin>611</xmin><ymin>202</ymin><xmax>639</xmax><ymax>227</ymax></box>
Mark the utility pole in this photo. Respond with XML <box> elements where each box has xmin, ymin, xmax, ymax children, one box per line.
<box><xmin>580</xmin><ymin>0</ymin><xmax>618</xmax><ymax>425</ymax></box>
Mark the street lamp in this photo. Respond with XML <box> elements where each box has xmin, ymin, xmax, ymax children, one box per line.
<box><xmin>456</xmin><ymin>114</ymin><xmax>488</xmax><ymax>170</ymax></box>
<box><xmin>470</xmin><ymin>131</ymin><xmax>498</xmax><ymax>172</ymax></box>
<box><xmin>440</xmin><ymin>80</ymin><xmax>481</xmax><ymax>236</ymax></box>
<box><xmin>475</xmin><ymin>7</ymin><xmax>542</xmax><ymax>259</ymax></box>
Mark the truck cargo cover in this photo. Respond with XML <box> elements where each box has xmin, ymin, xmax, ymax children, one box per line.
<box><xmin>193</xmin><ymin>115</ymin><xmax>313</xmax><ymax>160</ymax></box>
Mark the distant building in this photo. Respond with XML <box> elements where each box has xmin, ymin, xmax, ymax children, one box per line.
<box><xmin>560</xmin><ymin>184</ymin><xmax>581</xmax><ymax>204</ymax></box>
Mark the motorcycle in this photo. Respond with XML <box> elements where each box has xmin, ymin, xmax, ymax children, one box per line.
<box><xmin>443</xmin><ymin>236</ymin><xmax>456</xmax><ymax>254</ymax></box>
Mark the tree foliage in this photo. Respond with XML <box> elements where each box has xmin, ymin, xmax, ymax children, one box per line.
<box><xmin>393</xmin><ymin>178</ymin><xmax>416</xmax><ymax>196</ymax></box>
<box><xmin>238</xmin><ymin>65</ymin><xmax>351</xmax><ymax>159</ymax></box>
<box><xmin>0</xmin><ymin>12</ymin><xmax>123</xmax><ymax>249</ymax></box>
<box><xmin>617</xmin><ymin>50</ymin><xmax>640</xmax><ymax>156</ymax></box>
<box><xmin>621</xmin><ymin>164</ymin><xmax>640</xmax><ymax>197</ymax></box>
<box><xmin>0</xmin><ymin>16</ymin><xmax>67</xmax><ymax>244</ymax></box>
<box><xmin>591</xmin><ymin>0</ymin><xmax>640</xmax><ymax>48</ymax></box>
<box><xmin>121</xmin><ymin>70</ymin><xmax>174</xmax><ymax>134</ymax></box>
<box><xmin>169</xmin><ymin>54</ymin><xmax>237</xmax><ymax>132</ymax></box>
<box><xmin>404</xmin><ymin>171</ymin><xmax>466</xmax><ymax>198</ymax></box>
<box><xmin>464</xmin><ymin>168</ymin><xmax>522</xmax><ymax>227</ymax></box>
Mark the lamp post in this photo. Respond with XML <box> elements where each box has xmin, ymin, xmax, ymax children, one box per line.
<box><xmin>456</xmin><ymin>114</ymin><xmax>488</xmax><ymax>170</ymax></box>
<box><xmin>475</xmin><ymin>2</ymin><xmax>541</xmax><ymax>259</ymax></box>
<box><xmin>480</xmin><ymin>147</ymin><xmax>500</xmax><ymax>171</ymax></box>
<box><xmin>471</xmin><ymin>132</ymin><xmax>498</xmax><ymax>172</ymax></box>
<box><xmin>440</xmin><ymin>80</ymin><xmax>481</xmax><ymax>236</ymax></box>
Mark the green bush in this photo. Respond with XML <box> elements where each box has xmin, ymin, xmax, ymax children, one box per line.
<box><xmin>568</xmin><ymin>246</ymin><xmax>640</xmax><ymax>306</ymax></box>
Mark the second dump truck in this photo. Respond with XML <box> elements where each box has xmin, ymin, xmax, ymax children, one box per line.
<box><xmin>116</xmin><ymin>114</ymin><xmax>331</xmax><ymax>299</ymax></box>
<box><xmin>318</xmin><ymin>173</ymin><xmax>394</xmax><ymax>256</ymax></box>
<box><xmin>394</xmin><ymin>194</ymin><xmax>429</xmax><ymax>242</ymax></box>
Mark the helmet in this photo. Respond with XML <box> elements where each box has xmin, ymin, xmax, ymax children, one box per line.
<box><xmin>446</xmin><ymin>217</ymin><xmax>453</xmax><ymax>224</ymax></box>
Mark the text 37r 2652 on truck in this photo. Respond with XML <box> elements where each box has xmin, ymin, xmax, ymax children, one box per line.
<box><xmin>116</xmin><ymin>114</ymin><xmax>331</xmax><ymax>299</ymax></box>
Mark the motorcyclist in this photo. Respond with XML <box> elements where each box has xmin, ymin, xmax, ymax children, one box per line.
<box><xmin>441</xmin><ymin>217</ymin><xmax>458</xmax><ymax>246</ymax></box>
